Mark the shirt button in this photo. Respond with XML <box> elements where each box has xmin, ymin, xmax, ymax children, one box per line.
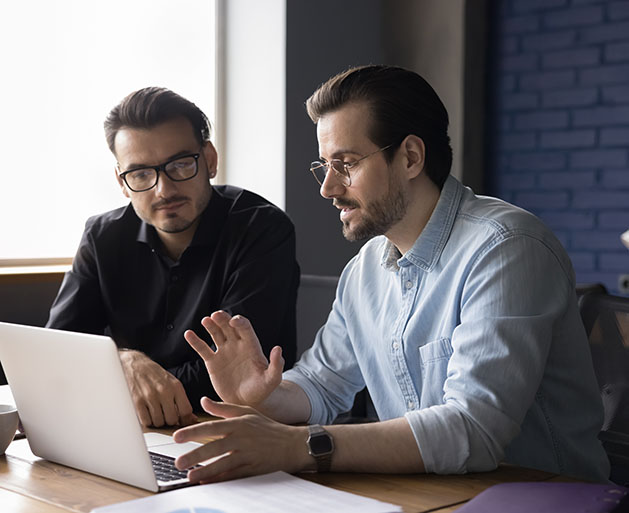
<box><xmin>405</xmin><ymin>280</ymin><xmax>413</xmax><ymax>289</ymax></box>
<box><xmin>166</xmin><ymin>323</ymin><xmax>174</xmax><ymax>331</ymax></box>
<box><xmin>407</xmin><ymin>400</ymin><xmax>415</xmax><ymax>409</ymax></box>
<box><xmin>171</xmin><ymin>274</ymin><xmax>179</xmax><ymax>283</ymax></box>
<box><xmin>392</xmin><ymin>341</ymin><xmax>400</xmax><ymax>350</ymax></box>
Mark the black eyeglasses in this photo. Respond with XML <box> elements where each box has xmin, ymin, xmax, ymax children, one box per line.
<box><xmin>118</xmin><ymin>153</ymin><xmax>201</xmax><ymax>192</ymax></box>
<box><xmin>309</xmin><ymin>143</ymin><xmax>395</xmax><ymax>187</ymax></box>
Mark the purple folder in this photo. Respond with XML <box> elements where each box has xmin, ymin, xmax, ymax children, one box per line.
<box><xmin>456</xmin><ymin>482</ymin><xmax>629</xmax><ymax>513</ymax></box>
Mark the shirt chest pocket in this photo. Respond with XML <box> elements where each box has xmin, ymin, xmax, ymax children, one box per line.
<box><xmin>418</xmin><ymin>337</ymin><xmax>453</xmax><ymax>408</ymax></box>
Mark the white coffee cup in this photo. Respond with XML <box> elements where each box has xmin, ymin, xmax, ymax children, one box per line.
<box><xmin>0</xmin><ymin>404</ymin><xmax>19</xmax><ymax>455</ymax></box>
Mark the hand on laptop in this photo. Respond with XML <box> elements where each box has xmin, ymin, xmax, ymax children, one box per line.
<box><xmin>119</xmin><ymin>349</ymin><xmax>196</xmax><ymax>427</ymax></box>
<box><xmin>173</xmin><ymin>397</ymin><xmax>309</xmax><ymax>483</ymax></box>
<box><xmin>184</xmin><ymin>311</ymin><xmax>284</xmax><ymax>407</ymax></box>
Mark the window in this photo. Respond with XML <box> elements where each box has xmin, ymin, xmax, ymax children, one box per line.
<box><xmin>0</xmin><ymin>0</ymin><xmax>216</xmax><ymax>261</ymax></box>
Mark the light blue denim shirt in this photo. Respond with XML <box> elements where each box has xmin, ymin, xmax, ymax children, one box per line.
<box><xmin>284</xmin><ymin>175</ymin><xmax>610</xmax><ymax>482</ymax></box>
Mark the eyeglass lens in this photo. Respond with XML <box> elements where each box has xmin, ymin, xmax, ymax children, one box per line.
<box><xmin>310</xmin><ymin>160</ymin><xmax>350</xmax><ymax>186</ymax></box>
<box><xmin>124</xmin><ymin>155</ymin><xmax>198</xmax><ymax>191</ymax></box>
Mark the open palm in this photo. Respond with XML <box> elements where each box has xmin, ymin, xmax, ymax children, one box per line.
<box><xmin>184</xmin><ymin>311</ymin><xmax>284</xmax><ymax>406</ymax></box>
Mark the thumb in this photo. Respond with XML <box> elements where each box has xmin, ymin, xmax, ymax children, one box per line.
<box><xmin>267</xmin><ymin>345</ymin><xmax>285</xmax><ymax>379</ymax></box>
<box><xmin>200</xmin><ymin>397</ymin><xmax>253</xmax><ymax>418</ymax></box>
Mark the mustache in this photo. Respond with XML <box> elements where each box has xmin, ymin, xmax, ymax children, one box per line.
<box><xmin>333</xmin><ymin>199</ymin><xmax>359</xmax><ymax>209</ymax></box>
<box><xmin>152</xmin><ymin>196</ymin><xmax>189</xmax><ymax>209</ymax></box>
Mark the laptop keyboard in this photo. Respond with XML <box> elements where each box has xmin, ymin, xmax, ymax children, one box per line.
<box><xmin>149</xmin><ymin>452</ymin><xmax>193</xmax><ymax>482</ymax></box>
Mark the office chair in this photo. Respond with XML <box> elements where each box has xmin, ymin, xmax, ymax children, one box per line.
<box><xmin>296</xmin><ymin>274</ymin><xmax>376</xmax><ymax>423</ymax></box>
<box><xmin>579</xmin><ymin>288</ymin><xmax>629</xmax><ymax>485</ymax></box>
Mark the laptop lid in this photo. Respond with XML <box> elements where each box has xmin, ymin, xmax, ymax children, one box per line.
<box><xmin>0</xmin><ymin>322</ymin><xmax>197</xmax><ymax>492</ymax></box>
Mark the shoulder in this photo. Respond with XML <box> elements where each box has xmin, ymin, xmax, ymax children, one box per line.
<box><xmin>456</xmin><ymin>189</ymin><xmax>562</xmax><ymax>251</ymax></box>
<box><xmin>213</xmin><ymin>185</ymin><xmax>294</xmax><ymax>230</ymax></box>
<box><xmin>82</xmin><ymin>204</ymin><xmax>139</xmax><ymax>240</ymax></box>
<box><xmin>452</xmin><ymin>189</ymin><xmax>573</xmax><ymax>278</ymax></box>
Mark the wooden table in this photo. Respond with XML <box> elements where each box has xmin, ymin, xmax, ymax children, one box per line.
<box><xmin>0</xmin><ymin>432</ymin><xmax>573</xmax><ymax>513</ymax></box>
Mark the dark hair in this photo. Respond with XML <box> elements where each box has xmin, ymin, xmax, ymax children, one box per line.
<box><xmin>104</xmin><ymin>87</ymin><xmax>211</xmax><ymax>155</ymax></box>
<box><xmin>306</xmin><ymin>65</ymin><xmax>453</xmax><ymax>189</ymax></box>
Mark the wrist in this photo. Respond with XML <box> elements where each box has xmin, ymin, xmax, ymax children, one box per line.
<box><xmin>290</xmin><ymin>425</ymin><xmax>317</xmax><ymax>473</ymax></box>
<box><xmin>305</xmin><ymin>424</ymin><xmax>334</xmax><ymax>472</ymax></box>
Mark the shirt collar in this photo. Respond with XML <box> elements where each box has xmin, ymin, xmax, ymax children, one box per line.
<box><xmin>135</xmin><ymin>187</ymin><xmax>227</xmax><ymax>251</ymax></box>
<box><xmin>381</xmin><ymin>175</ymin><xmax>463</xmax><ymax>272</ymax></box>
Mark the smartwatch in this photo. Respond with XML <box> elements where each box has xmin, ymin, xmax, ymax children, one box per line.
<box><xmin>306</xmin><ymin>424</ymin><xmax>334</xmax><ymax>472</ymax></box>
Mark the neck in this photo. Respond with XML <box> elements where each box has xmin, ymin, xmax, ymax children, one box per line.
<box><xmin>157</xmin><ymin>219</ymin><xmax>200</xmax><ymax>261</ymax></box>
<box><xmin>386</xmin><ymin>173</ymin><xmax>441</xmax><ymax>255</ymax></box>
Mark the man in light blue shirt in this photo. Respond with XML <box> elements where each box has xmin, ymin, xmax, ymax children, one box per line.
<box><xmin>173</xmin><ymin>65</ymin><xmax>610</xmax><ymax>483</ymax></box>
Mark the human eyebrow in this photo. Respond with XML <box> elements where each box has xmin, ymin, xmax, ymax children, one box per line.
<box><xmin>122</xmin><ymin>150</ymin><xmax>197</xmax><ymax>171</ymax></box>
<box><xmin>319</xmin><ymin>149</ymin><xmax>362</xmax><ymax>162</ymax></box>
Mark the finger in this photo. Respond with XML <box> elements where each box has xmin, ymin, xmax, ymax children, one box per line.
<box><xmin>229</xmin><ymin>315</ymin><xmax>260</xmax><ymax>346</ymax></box>
<box><xmin>200</xmin><ymin>397</ymin><xmax>255</xmax><ymax>419</ymax></box>
<box><xmin>136</xmin><ymin>402</ymin><xmax>152</xmax><ymax>427</ymax></box>
<box><xmin>184</xmin><ymin>328</ymin><xmax>216</xmax><ymax>361</ymax></box>
<box><xmin>173</xmin><ymin>382</ymin><xmax>194</xmax><ymax>421</ymax></box>
<box><xmin>267</xmin><ymin>346</ymin><xmax>285</xmax><ymax>379</ymax></box>
<box><xmin>161</xmin><ymin>396</ymin><xmax>180</xmax><ymax>427</ymax></box>
<box><xmin>201</xmin><ymin>316</ymin><xmax>235</xmax><ymax>349</ymax></box>
<box><xmin>176</xmin><ymin>436</ymin><xmax>233</xmax><ymax>470</ymax></box>
<box><xmin>179</xmin><ymin>412</ymin><xmax>198</xmax><ymax>426</ymax></box>
<box><xmin>187</xmin><ymin>453</ymin><xmax>249</xmax><ymax>484</ymax></box>
<box><xmin>146</xmin><ymin>396</ymin><xmax>165</xmax><ymax>427</ymax></box>
<box><xmin>173</xmin><ymin>420</ymin><xmax>220</xmax><ymax>443</ymax></box>
<box><xmin>209</xmin><ymin>311</ymin><xmax>241</xmax><ymax>343</ymax></box>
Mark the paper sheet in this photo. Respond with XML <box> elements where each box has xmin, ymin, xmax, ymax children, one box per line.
<box><xmin>91</xmin><ymin>471</ymin><xmax>402</xmax><ymax>513</ymax></box>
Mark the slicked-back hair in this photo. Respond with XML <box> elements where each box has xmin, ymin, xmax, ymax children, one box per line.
<box><xmin>104</xmin><ymin>87</ymin><xmax>211</xmax><ymax>155</ymax></box>
<box><xmin>306</xmin><ymin>65</ymin><xmax>453</xmax><ymax>189</ymax></box>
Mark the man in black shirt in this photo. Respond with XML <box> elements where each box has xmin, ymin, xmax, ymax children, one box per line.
<box><xmin>46</xmin><ymin>88</ymin><xmax>299</xmax><ymax>427</ymax></box>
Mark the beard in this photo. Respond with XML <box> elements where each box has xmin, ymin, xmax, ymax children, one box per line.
<box><xmin>339</xmin><ymin>174</ymin><xmax>409</xmax><ymax>242</ymax></box>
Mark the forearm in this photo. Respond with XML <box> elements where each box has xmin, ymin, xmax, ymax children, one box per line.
<box><xmin>328</xmin><ymin>418</ymin><xmax>424</xmax><ymax>473</ymax></box>
<box><xmin>288</xmin><ymin>417</ymin><xmax>425</xmax><ymax>474</ymax></box>
<box><xmin>257</xmin><ymin>380</ymin><xmax>311</xmax><ymax>424</ymax></box>
<box><xmin>174</xmin><ymin>402</ymin><xmax>425</xmax><ymax>481</ymax></box>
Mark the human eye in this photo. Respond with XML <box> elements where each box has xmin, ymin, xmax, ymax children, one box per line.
<box><xmin>166</xmin><ymin>155</ymin><xmax>198</xmax><ymax>180</ymax></box>
<box><xmin>172</xmin><ymin>156</ymin><xmax>193</xmax><ymax>169</ymax></box>
<box><xmin>128</xmin><ymin>168</ymin><xmax>153</xmax><ymax>180</ymax></box>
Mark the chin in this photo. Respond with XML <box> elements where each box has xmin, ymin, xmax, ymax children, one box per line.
<box><xmin>159</xmin><ymin>220</ymin><xmax>195</xmax><ymax>234</ymax></box>
<box><xmin>342</xmin><ymin>219</ymin><xmax>382</xmax><ymax>242</ymax></box>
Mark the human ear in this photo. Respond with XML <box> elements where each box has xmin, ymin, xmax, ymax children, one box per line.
<box><xmin>402</xmin><ymin>135</ymin><xmax>425</xmax><ymax>179</ymax></box>
<box><xmin>202</xmin><ymin>141</ymin><xmax>218</xmax><ymax>178</ymax></box>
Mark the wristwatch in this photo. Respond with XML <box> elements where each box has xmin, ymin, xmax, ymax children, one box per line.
<box><xmin>306</xmin><ymin>424</ymin><xmax>334</xmax><ymax>472</ymax></box>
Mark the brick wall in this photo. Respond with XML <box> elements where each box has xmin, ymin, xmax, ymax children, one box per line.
<box><xmin>487</xmin><ymin>0</ymin><xmax>629</xmax><ymax>292</ymax></box>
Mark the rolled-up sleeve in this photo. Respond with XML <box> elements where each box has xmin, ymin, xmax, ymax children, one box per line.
<box><xmin>405</xmin><ymin>233</ymin><xmax>573</xmax><ymax>474</ymax></box>
<box><xmin>283</xmin><ymin>269</ymin><xmax>365</xmax><ymax>424</ymax></box>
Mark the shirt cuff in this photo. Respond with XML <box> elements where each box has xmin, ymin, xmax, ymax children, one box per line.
<box><xmin>283</xmin><ymin>368</ymin><xmax>336</xmax><ymax>425</ymax></box>
<box><xmin>405</xmin><ymin>404</ymin><xmax>471</xmax><ymax>474</ymax></box>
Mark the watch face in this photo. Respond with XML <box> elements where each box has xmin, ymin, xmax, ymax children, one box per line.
<box><xmin>309</xmin><ymin>433</ymin><xmax>333</xmax><ymax>455</ymax></box>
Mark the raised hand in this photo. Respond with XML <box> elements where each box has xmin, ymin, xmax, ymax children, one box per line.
<box><xmin>184</xmin><ymin>311</ymin><xmax>284</xmax><ymax>406</ymax></box>
<box><xmin>119</xmin><ymin>349</ymin><xmax>196</xmax><ymax>427</ymax></box>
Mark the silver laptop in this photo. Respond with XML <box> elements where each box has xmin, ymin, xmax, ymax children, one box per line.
<box><xmin>0</xmin><ymin>321</ymin><xmax>204</xmax><ymax>492</ymax></box>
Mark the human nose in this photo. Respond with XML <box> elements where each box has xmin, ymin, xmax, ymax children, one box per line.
<box><xmin>319</xmin><ymin>166</ymin><xmax>346</xmax><ymax>199</ymax></box>
<box><xmin>154</xmin><ymin>169</ymin><xmax>177</xmax><ymax>196</ymax></box>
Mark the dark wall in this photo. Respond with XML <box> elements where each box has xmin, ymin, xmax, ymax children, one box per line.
<box><xmin>487</xmin><ymin>0</ymin><xmax>629</xmax><ymax>292</ymax></box>
<box><xmin>285</xmin><ymin>0</ymin><xmax>385</xmax><ymax>276</ymax></box>
<box><xmin>0</xmin><ymin>274</ymin><xmax>63</xmax><ymax>384</ymax></box>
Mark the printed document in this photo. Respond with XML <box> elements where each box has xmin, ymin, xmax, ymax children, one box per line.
<box><xmin>91</xmin><ymin>471</ymin><xmax>402</xmax><ymax>513</ymax></box>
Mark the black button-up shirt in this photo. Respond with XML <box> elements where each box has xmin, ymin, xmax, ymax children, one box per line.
<box><xmin>47</xmin><ymin>186</ymin><xmax>299</xmax><ymax>409</ymax></box>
